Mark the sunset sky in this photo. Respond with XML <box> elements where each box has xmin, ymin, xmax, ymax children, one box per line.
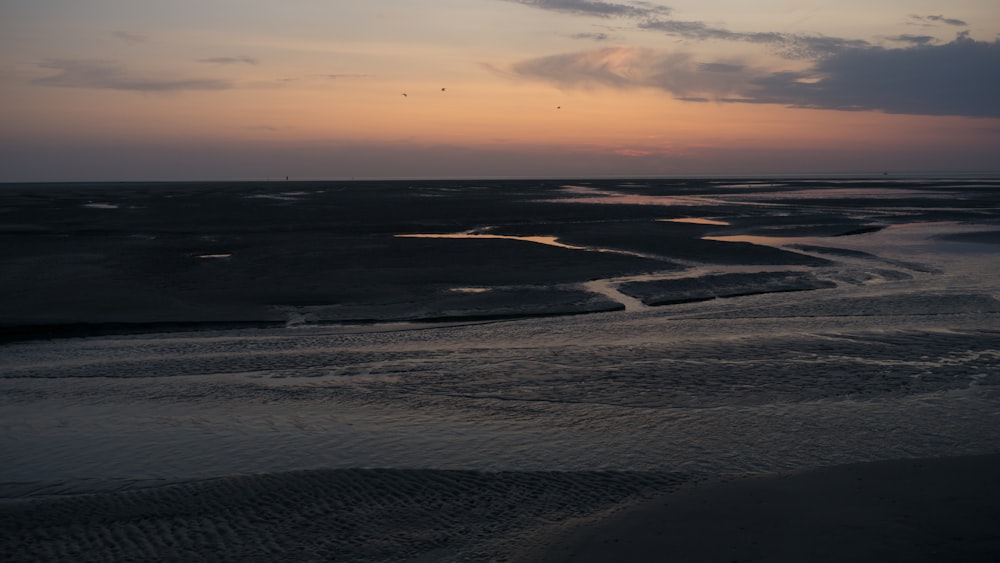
<box><xmin>2</xmin><ymin>0</ymin><xmax>999</xmax><ymax>181</ymax></box>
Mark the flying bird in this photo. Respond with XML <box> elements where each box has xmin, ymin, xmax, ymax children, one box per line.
<box><xmin>402</xmin><ymin>92</ymin><xmax>408</xmax><ymax>97</ymax></box>
<box><xmin>441</xmin><ymin>87</ymin><xmax>446</xmax><ymax>92</ymax></box>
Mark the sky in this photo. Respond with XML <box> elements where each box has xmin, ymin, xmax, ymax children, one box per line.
<box><xmin>2</xmin><ymin>0</ymin><xmax>999</xmax><ymax>181</ymax></box>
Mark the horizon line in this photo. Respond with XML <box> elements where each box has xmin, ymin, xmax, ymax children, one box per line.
<box><xmin>4</xmin><ymin>170</ymin><xmax>1000</xmax><ymax>185</ymax></box>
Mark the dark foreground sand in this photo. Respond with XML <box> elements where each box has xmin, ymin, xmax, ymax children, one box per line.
<box><xmin>2</xmin><ymin>455</ymin><xmax>998</xmax><ymax>562</ymax></box>
<box><xmin>533</xmin><ymin>454</ymin><xmax>1000</xmax><ymax>563</ymax></box>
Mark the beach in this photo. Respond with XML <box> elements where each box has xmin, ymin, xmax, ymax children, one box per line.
<box><xmin>2</xmin><ymin>178</ymin><xmax>999</xmax><ymax>560</ymax></box>
<box><xmin>534</xmin><ymin>453</ymin><xmax>1000</xmax><ymax>563</ymax></box>
<box><xmin>4</xmin><ymin>454</ymin><xmax>998</xmax><ymax>562</ymax></box>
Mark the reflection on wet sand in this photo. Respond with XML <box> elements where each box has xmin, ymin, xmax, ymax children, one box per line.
<box><xmin>728</xmin><ymin>187</ymin><xmax>953</xmax><ymax>200</ymax></box>
<box><xmin>398</xmin><ymin>230</ymin><xmax>837</xmax><ymax>313</ymax></box>
<box><xmin>582</xmin><ymin>279</ymin><xmax>648</xmax><ymax>312</ymax></box>
<box><xmin>451</xmin><ymin>287</ymin><xmax>491</xmax><ymax>294</ymax></box>
<box><xmin>662</xmin><ymin>218</ymin><xmax>730</xmax><ymax>226</ymax></box>
<box><xmin>582</xmin><ymin>265</ymin><xmax>818</xmax><ymax>312</ymax></box>
<box><xmin>550</xmin><ymin>185</ymin><xmax>720</xmax><ymax>207</ymax></box>
<box><xmin>703</xmin><ymin>234</ymin><xmax>810</xmax><ymax>246</ymax></box>
<box><xmin>396</xmin><ymin>232</ymin><xmax>586</xmax><ymax>250</ymax></box>
<box><xmin>396</xmin><ymin>232</ymin><xmax>657</xmax><ymax>261</ymax></box>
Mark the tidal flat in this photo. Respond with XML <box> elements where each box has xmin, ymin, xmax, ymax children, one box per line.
<box><xmin>2</xmin><ymin>177</ymin><xmax>999</xmax><ymax>561</ymax></box>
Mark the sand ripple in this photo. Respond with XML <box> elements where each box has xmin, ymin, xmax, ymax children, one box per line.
<box><xmin>1</xmin><ymin>469</ymin><xmax>692</xmax><ymax>562</ymax></box>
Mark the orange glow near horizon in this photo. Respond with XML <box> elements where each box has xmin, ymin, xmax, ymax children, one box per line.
<box><xmin>8</xmin><ymin>77</ymin><xmax>996</xmax><ymax>165</ymax></box>
<box><xmin>3</xmin><ymin>1</ymin><xmax>999</xmax><ymax>180</ymax></box>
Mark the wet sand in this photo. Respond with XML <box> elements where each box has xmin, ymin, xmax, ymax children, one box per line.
<box><xmin>2</xmin><ymin>455</ymin><xmax>998</xmax><ymax>562</ymax></box>
<box><xmin>533</xmin><ymin>454</ymin><xmax>1000</xmax><ymax>563</ymax></box>
<box><xmin>0</xmin><ymin>468</ymin><xmax>693</xmax><ymax>561</ymax></box>
<box><xmin>2</xmin><ymin>177</ymin><xmax>999</xmax><ymax>561</ymax></box>
<box><xmin>6</xmin><ymin>177</ymin><xmax>996</xmax><ymax>338</ymax></box>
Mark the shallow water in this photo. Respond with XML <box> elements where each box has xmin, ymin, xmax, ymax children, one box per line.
<box><xmin>3</xmin><ymin>207</ymin><xmax>1000</xmax><ymax>502</ymax></box>
<box><xmin>5</xmin><ymin>180</ymin><xmax>1000</xmax><ymax>563</ymax></box>
<box><xmin>3</xmin><ymin>226</ymin><xmax>999</xmax><ymax>498</ymax></box>
<box><xmin>4</xmin><ymin>312</ymin><xmax>997</xmax><ymax>483</ymax></box>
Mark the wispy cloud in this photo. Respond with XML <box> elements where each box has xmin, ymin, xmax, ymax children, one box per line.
<box><xmin>322</xmin><ymin>73</ymin><xmax>371</xmax><ymax>79</ymax></box>
<box><xmin>197</xmin><ymin>56</ymin><xmax>259</xmax><ymax>65</ymax></box>
<box><xmin>778</xmin><ymin>35</ymin><xmax>875</xmax><ymax>59</ymax></box>
<box><xmin>110</xmin><ymin>31</ymin><xmax>147</xmax><ymax>45</ymax></box>
<box><xmin>697</xmin><ymin>62</ymin><xmax>745</xmax><ymax>73</ymax></box>
<box><xmin>514</xmin><ymin>3</ymin><xmax>873</xmax><ymax>61</ymax></box>
<box><xmin>886</xmin><ymin>34</ymin><xmax>937</xmax><ymax>46</ymax></box>
<box><xmin>571</xmin><ymin>32</ymin><xmax>613</xmax><ymax>42</ymax></box>
<box><xmin>503</xmin><ymin>0</ymin><xmax>671</xmax><ymax>19</ymax></box>
<box><xmin>505</xmin><ymin>0</ymin><xmax>975</xmax><ymax>65</ymax></box>
<box><xmin>909</xmin><ymin>14</ymin><xmax>968</xmax><ymax>27</ymax></box>
<box><xmin>511</xmin><ymin>46</ymin><xmax>753</xmax><ymax>97</ymax></box>
<box><xmin>507</xmin><ymin>1</ymin><xmax>974</xmax><ymax>65</ymax></box>
<box><xmin>510</xmin><ymin>36</ymin><xmax>1000</xmax><ymax>117</ymax></box>
<box><xmin>33</xmin><ymin>59</ymin><xmax>231</xmax><ymax>92</ymax></box>
<box><xmin>638</xmin><ymin>19</ymin><xmax>784</xmax><ymax>44</ymax></box>
<box><xmin>638</xmin><ymin>18</ymin><xmax>874</xmax><ymax>60</ymax></box>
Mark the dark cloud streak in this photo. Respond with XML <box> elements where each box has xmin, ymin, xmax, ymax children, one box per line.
<box><xmin>887</xmin><ymin>34</ymin><xmax>937</xmax><ymax>46</ymax></box>
<box><xmin>910</xmin><ymin>14</ymin><xmax>968</xmax><ymax>27</ymax></box>
<box><xmin>698</xmin><ymin>62</ymin><xmax>744</xmax><ymax>73</ymax></box>
<box><xmin>638</xmin><ymin>18</ymin><xmax>873</xmax><ymax>60</ymax></box>
<box><xmin>504</xmin><ymin>0</ymin><xmax>671</xmax><ymax>19</ymax></box>
<box><xmin>639</xmin><ymin>19</ymin><xmax>784</xmax><ymax>44</ymax></box>
<box><xmin>777</xmin><ymin>35</ymin><xmax>874</xmax><ymax>59</ymax></box>
<box><xmin>33</xmin><ymin>59</ymin><xmax>231</xmax><ymax>92</ymax></box>
<box><xmin>571</xmin><ymin>32</ymin><xmax>612</xmax><ymax>41</ymax></box>
<box><xmin>506</xmin><ymin>0</ymin><xmax>873</xmax><ymax>60</ymax></box>
<box><xmin>110</xmin><ymin>31</ymin><xmax>147</xmax><ymax>45</ymax></box>
<box><xmin>197</xmin><ymin>56</ymin><xmax>259</xmax><ymax>65</ymax></box>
